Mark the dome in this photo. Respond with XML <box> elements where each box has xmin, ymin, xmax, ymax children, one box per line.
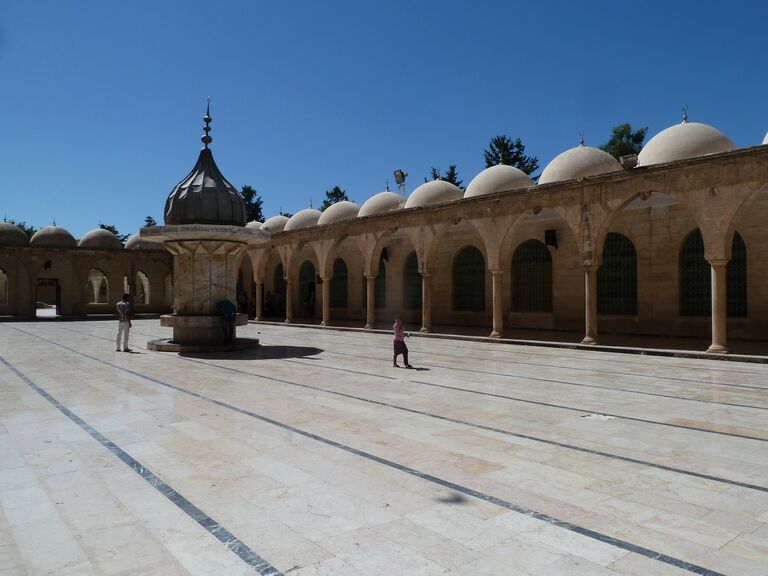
<box><xmin>245</xmin><ymin>220</ymin><xmax>263</xmax><ymax>229</ymax></box>
<box><xmin>465</xmin><ymin>164</ymin><xmax>533</xmax><ymax>198</ymax></box>
<box><xmin>317</xmin><ymin>201</ymin><xmax>360</xmax><ymax>225</ymax></box>
<box><xmin>79</xmin><ymin>228</ymin><xmax>123</xmax><ymax>250</ymax></box>
<box><xmin>125</xmin><ymin>233</ymin><xmax>165</xmax><ymax>251</ymax></box>
<box><xmin>637</xmin><ymin>122</ymin><xmax>736</xmax><ymax>167</ymax></box>
<box><xmin>163</xmin><ymin>109</ymin><xmax>246</xmax><ymax>226</ymax></box>
<box><xmin>261</xmin><ymin>215</ymin><xmax>289</xmax><ymax>233</ymax></box>
<box><xmin>284</xmin><ymin>208</ymin><xmax>322</xmax><ymax>231</ymax></box>
<box><xmin>358</xmin><ymin>191</ymin><xmax>403</xmax><ymax>217</ymax></box>
<box><xmin>405</xmin><ymin>180</ymin><xmax>463</xmax><ymax>209</ymax></box>
<box><xmin>0</xmin><ymin>223</ymin><xmax>29</xmax><ymax>247</ymax></box>
<box><xmin>539</xmin><ymin>146</ymin><xmax>621</xmax><ymax>185</ymax></box>
<box><xmin>30</xmin><ymin>225</ymin><xmax>76</xmax><ymax>249</ymax></box>
<box><xmin>763</xmin><ymin>131</ymin><xmax>768</xmax><ymax>145</ymax></box>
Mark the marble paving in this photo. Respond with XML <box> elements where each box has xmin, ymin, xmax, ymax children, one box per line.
<box><xmin>0</xmin><ymin>319</ymin><xmax>767</xmax><ymax>576</ymax></box>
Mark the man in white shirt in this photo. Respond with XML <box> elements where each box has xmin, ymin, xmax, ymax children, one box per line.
<box><xmin>116</xmin><ymin>293</ymin><xmax>132</xmax><ymax>352</ymax></box>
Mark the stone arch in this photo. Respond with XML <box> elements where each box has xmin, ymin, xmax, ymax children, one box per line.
<box><xmin>87</xmin><ymin>268</ymin><xmax>109</xmax><ymax>304</ymax></box>
<box><xmin>134</xmin><ymin>270</ymin><xmax>151</xmax><ymax>305</ymax></box>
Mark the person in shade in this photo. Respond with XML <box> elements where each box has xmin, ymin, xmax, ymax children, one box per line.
<box><xmin>115</xmin><ymin>293</ymin><xmax>132</xmax><ymax>352</ymax></box>
<box><xmin>393</xmin><ymin>317</ymin><xmax>412</xmax><ymax>368</ymax></box>
<box><xmin>217</xmin><ymin>299</ymin><xmax>237</xmax><ymax>343</ymax></box>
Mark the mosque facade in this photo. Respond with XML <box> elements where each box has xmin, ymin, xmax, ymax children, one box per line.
<box><xmin>2</xmin><ymin>119</ymin><xmax>767</xmax><ymax>354</ymax></box>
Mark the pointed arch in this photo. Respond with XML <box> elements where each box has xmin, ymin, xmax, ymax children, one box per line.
<box><xmin>135</xmin><ymin>271</ymin><xmax>150</xmax><ymax>305</ymax></box>
<box><xmin>87</xmin><ymin>269</ymin><xmax>109</xmax><ymax>304</ymax></box>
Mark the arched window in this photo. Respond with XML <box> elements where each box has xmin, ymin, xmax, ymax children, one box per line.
<box><xmin>164</xmin><ymin>274</ymin><xmax>173</xmax><ymax>307</ymax></box>
<box><xmin>512</xmin><ymin>240</ymin><xmax>552</xmax><ymax>312</ymax></box>
<box><xmin>135</xmin><ymin>271</ymin><xmax>150</xmax><ymax>305</ymax></box>
<box><xmin>330</xmin><ymin>258</ymin><xmax>348</xmax><ymax>308</ymax></box>
<box><xmin>598</xmin><ymin>233</ymin><xmax>637</xmax><ymax>315</ymax></box>
<box><xmin>375</xmin><ymin>257</ymin><xmax>386</xmax><ymax>309</ymax></box>
<box><xmin>727</xmin><ymin>232</ymin><xmax>747</xmax><ymax>317</ymax></box>
<box><xmin>0</xmin><ymin>269</ymin><xmax>7</xmax><ymax>305</ymax></box>
<box><xmin>87</xmin><ymin>269</ymin><xmax>108</xmax><ymax>304</ymax></box>
<box><xmin>299</xmin><ymin>261</ymin><xmax>316</xmax><ymax>316</ymax></box>
<box><xmin>453</xmin><ymin>245</ymin><xmax>485</xmax><ymax>311</ymax></box>
<box><xmin>273</xmin><ymin>263</ymin><xmax>286</xmax><ymax>315</ymax></box>
<box><xmin>403</xmin><ymin>251</ymin><xmax>422</xmax><ymax>310</ymax></box>
<box><xmin>680</xmin><ymin>229</ymin><xmax>710</xmax><ymax>316</ymax></box>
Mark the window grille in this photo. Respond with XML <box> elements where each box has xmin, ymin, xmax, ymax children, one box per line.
<box><xmin>403</xmin><ymin>251</ymin><xmax>422</xmax><ymax>310</ymax></box>
<box><xmin>727</xmin><ymin>232</ymin><xmax>747</xmax><ymax>317</ymax></box>
<box><xmin>598</xmin><ymin>233</ymin><xmax>637</xmax><ymax>315</ymax></box>
<box><xmin>0</xmin><ymin>269</ymin><xmax>7</xmax><ymax>305</ymax></box>
<box><xmin>512</xmin><ymin>240</ymin><xmax>552</xmax><ymax>312</ymax></box>
<box><xmin>330</xmin><ymin>258</ymin><xmax>348</xmax><ymax>308</ymax></box>
<box><xmin>453</xmin><ymin>246</ymin><xmax>485</xmax><ymax>311</ymax></box>
<box><xmin>375</xmin><ymin>258</ymin><xmax>386</xmax><ymax>309</ymax></box>
<box><xmin>680</xmin><ymin>229</ymin><xmax>710</xmax><ymax>316</ymax></box>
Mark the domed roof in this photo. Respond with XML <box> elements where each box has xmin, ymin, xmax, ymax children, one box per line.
<box><xmin>317</xmin><ymin>201</ymin><xmax>360</xmax><ymax>225</ymax></box>
<box><xmin>763</xmin><ymin>131</ymin><xmax>768</xmax><ymax>145</ymax></box>
<box><xmin>405</xmin><ymin>180</ymin><xmax>463</xmax><ymax>209</ymax></box>
<box><xmin>0</xmin><ymin>223</ymin><xmax>29</xmax><ymax>247</ymax></box>
<box><xmin>637</xmin><ymin>122</ymin><xmax>735</xmax><ymax>167</ymax></box>
<box><xmin>261</xmin><ymin>215</ymin><xmax>289</xmax><ymax>233</ymax></box>
<box><xmin>465</xmin><ymin>164</ymin><xmax>533</xmax><ymax>198</ymax></box>
<box><xmin>30</xmin><ymin>225</ymin><xmax>77</xmax><ymax>248</ymax></box>
<box><xmin>163</xmin><ymin>107</ymin><xmax>246</xmax><ymax>226</ymax></box>
<box><xmin>284</xmin><ymin>208</ymin><xmax>322</xmax><ymax>231</ymax></box>
<box><xmin>358</xmin><ymin>191</ymin><xmax>403</xmax><ymax>217</ymax></box>
<box><xmin>539</xmin><ymin>145</ymin><xmax>621</xmax><ymax>185</ymax></box>
<box><xmin>125</xmin><ymin>233</ymin><xmax>166</xmax><ymax>251</ymax></box>
<box><xmin>245</xmin><ymin>220</ymin><xmax>263</xmax><ymax>229</ymax></box>
<box><xmin>79</xmin><ymin>228</ymin><xmax>123</xmax><ymax>250</ymax></box>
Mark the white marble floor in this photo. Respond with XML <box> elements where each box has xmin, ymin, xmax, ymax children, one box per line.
<box><xmin>0</xmin><ymin>320</ymin><xmax>766</xmax><ymax>576</ymax></box>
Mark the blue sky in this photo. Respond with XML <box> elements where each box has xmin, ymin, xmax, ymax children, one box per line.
<box><xmin>2</xmin><ymin>0</ymin><xmax>767</xmax><ymax>238</ymax></box>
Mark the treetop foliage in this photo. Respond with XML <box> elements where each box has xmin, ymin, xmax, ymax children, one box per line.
<box><xmin>99</xmin><ymin>223</ymin><xmax>130</xmax><ymax>243</ymax></box>
<box><xmin>144</xmin><ymin>215</ymin><xmax>157</xmax><ymax>227</ymax></box>
<box><xmin>484</xmin><ymin>135</ymin><xmax>539</xmax><ymax>175</ymax></box>
<box><xmin>599</xmin><ymin>123</ymin><xmax>648</xmax><ymax>159</ymax></box>
<box><xmin>241</xmin><ymin>185</ymin><xmax>265</xmax><ymax>222</ymax></box>
<box><xmin>425</xmin><ymin>165</ymin><xmax>464</xmax><ymax>190</ymax></box>
<box><xmin>321</xmin><ymin>186</ymin><xmax>350</xmax><ymax>211</ymax></box>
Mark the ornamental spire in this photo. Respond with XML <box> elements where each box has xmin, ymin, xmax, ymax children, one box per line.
<box><xmin>579</xmin><ymin>131</ymin><xmax>585</xmax><ymax>146</ymax></box>
<box><xmin>201</xmin><ymin>98</ymin><xmax>213</xmax><ymax>148</ymax></box>
<box><xmin>682</xmin><ymin>103</ymin><xmax>688</xmax><ymax>124</ymax></box>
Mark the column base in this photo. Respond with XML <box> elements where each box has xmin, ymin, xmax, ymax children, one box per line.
<box><xmin>706</xmin><ymin>344</ymin><xmax>729</xmax><ymax>354</ymax></box>
<box><xmin>320</xmin><ymin>321</ymin><xmax>328</xmax><ymax>326</ymax></box>
<box><xmin>364</xmin><ymin>323</ymin><xmax>372</xmax><ymax>330</ymax></box>
<box><xmin>284</xmin><ymin>318</ymin><xmax>292</xmax><ymax>324</ymax></box>
<box><xmin>580</xmin><ymin>335</ymin><xmax>598</xmax><ymax>345</ymax></box>
<box><xmin>420</xmin><ymin>326</ymin><xmax>430</xmax><ymax>333</ymax></box>
<box><xmin>489</xmin><ymin>330</ymin><xmax>502</xmax><ymax>339</ymax></box>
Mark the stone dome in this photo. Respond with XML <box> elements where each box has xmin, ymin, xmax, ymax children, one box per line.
<box><xmin>358</xmin><ymin>191</ymin><xmax>403</xmax><ymax>217</ymax></box>
<box><xmin>125</xmin><ymin>233</ymin><xmax>165</xmax><ymax>251</ymax></box>
<box><xmin>539</xmin><ymin>145</ymin><xmax>622</xmax><ymax>185</ymax></box>
<box><xmin>30</xmin><ymin>225</ymin><xmax>77</xmax><ymax>249</ymax></box>
<box><xmin>285</xmin><ymin>208</ymin><xmax>322</xmax><ymax>231</ymax></box>
<box><xmin>763</xmin><ymin>131</ymin><xmax>768</xmax><ymax>145</ymax></box>
<box><xmin>405</xmin><ymin>180</ymin><xmax>463</xmax><ymax>209</ymax></box>
<box><xmin>0</xmin><ymin>223</ymin><xmax>30</xmax><ymax>247</ymax></box>
<box><xmin>465</xmin><ymin>164</ymin><xmax>533</xmax><ymax>198</ymax></box>
<box><xmin>245</xmin><ymin>220</ymin><xmax>263</xmax><ymax>229</ymax></box>
<box><xmin>261</xmin><ymin>215</ymin><xmax>289</xmax><ymax>233</ymax></box>
<box><xmin>637</xmin><ymin>122</ymin><xmax>736</xmax><ymax>167</ymax></box>
<box><xmin>79</xmin><ymin>228</ymin><xmax>123</xmax><ymax>250</ymax></box>
<box><xmin>317</xmin><ymin>201</ymin><xmax>360</xmax><ymax>225</ymax></box>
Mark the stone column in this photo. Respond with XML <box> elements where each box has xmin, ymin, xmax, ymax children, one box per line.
<box><xmin>285</xmin><ymin>278</ymin><xmax>294</xmax><ymax>323</ymax></box>
<box><xmin>581</xmin><ymin>265</ymin><xmax>598</xmax><ymax>345</ymax></box>
<box><xmin>321</xmin><ymin>275</ymin><xmax>331</xmax><ymax>326</ymax></box>
<box><xmin>707</xmin><ymin>259</ymin><xmax>729</xmax><ymax>354</ymax></box>
<box><xmin>255</xmin><ymin>281</ymin><xmax>263</xmax><ymax>321</ymax></box>
<box><xmin>365</xmin><ymin>274</ymin><xmax>376</xmax><ymax>329</ymax></box>
<box><xmin>420</xmin><ymin>273</ymin><xmax>432</xmax><ymax>333</ymax></box>
<box><xmin>490</xmin><ymin>269</ymin><xmax>503</xmax><ymax>338</ymax></box>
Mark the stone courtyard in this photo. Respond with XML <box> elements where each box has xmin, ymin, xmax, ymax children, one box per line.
<box><xmin>0</xmin><ymin>320</ymin><xmax>766</xmax><ymax>575</ymax></box>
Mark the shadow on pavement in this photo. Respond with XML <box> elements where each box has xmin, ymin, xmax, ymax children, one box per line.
<box><xmin>180</xmin><ymin>345</ymin><xmax>323</xmax><ymax>360</ymax></box>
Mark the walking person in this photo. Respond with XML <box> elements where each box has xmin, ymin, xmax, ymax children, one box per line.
<box><xmin>116</xmin><ymin>293</ymin><xmax>132</xmax><ymax>352</ymax></box>
<box><xmin>393</xmin><ymin>317</ymin><xmax>412</xmax><ymax>368</ymax></box>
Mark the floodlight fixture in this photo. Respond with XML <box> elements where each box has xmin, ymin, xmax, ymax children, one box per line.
<box><xmin>393</xmin><ymin>170</ymin><xmax>407</xmax><ymax>185</ymax></box>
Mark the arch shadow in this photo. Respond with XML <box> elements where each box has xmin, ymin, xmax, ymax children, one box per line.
<box><xmin>179</xmin><ymin>344</ymin><xmax>323</xmax><ymax>360</ymax></box>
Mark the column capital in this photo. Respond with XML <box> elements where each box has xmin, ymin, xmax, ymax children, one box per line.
<box><xmin>490</xmin><ymin>268</ymin><xmax>503</xmax><ymax>276</ymax></box>
<box><xmin>364</xmin><ymin>273</ymin><xmax>378</xmax><ymax>280</ymax></box>
<box><xmin>706</xmin><ymin>258</ymin><xmax>730</xmax><ymax>267</ymax></box>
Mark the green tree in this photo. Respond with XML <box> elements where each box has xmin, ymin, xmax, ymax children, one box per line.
<box><xmin>99</xmin><ymin>223</ymin><xmax>130</xmax><ymax>243</ymax></box>
<box><xmin>6</xmin><ymin>219</ymin><xmax>37</xmax><ymax>238</ymax></box>
<box><xmin>241</xmin><ymin>185</ymin><xmax>264</xmax><ymax>222</ymax></box>
<box><xmin>599</xmin><ymin>123</ymin><xmax>648</xmax><ymax>159</ymax></box>
<box><xmin>144</xmin><ymin>215</ymin><xmax>157</xmax><ymax>227</ymax></box>
<box><xmin>425</xmin><ymin>165</ymin><xmax>464</xmax><ymax>189</ymax></box>
<box><xmin>321</xmin><ymin>186</ymin><xmax>349</xmax><ymax>211</ymax></box>
<box><xmin>483</xmin><ymin>135</ymin><xmax>539</xmax><ymax>174</ymax></box>
<box><xmin>279</xmin><ymin>209</ymin><xmax>293</xmax><ymax>218</ymax></box>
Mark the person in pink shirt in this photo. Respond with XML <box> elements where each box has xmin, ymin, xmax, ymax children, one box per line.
<box><xmin>393</xmin><ymin>318</ymin><xmax>412</xmax><ymax>368</ymax></box>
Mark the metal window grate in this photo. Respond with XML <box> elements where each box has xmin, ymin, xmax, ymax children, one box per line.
<box><xmin>375</xmin><ymin>258</ymin><xmax>386</xmax><ymax>309</ymax></box>
<box><xmin>598</xmin><ymin>233</ymin><xmax>637</xmax><ymax>315</ymax></box>
<box><xmin>512</xmin><ymin>240</ymin><xmax>552</xmax><ymax>312</ymax></box>
<box><xmin>403</xmin><ymin>251</ymin><xmax>422</xmax><ymax>310</ymax></box>
<box><xmin>453</xmin><ymin>246</ymin><xmax>485</xmax><ymax>311</ymax></box>
<box><xmin>330</xmin><ymin>258</ymin><xmax>348</xmax><ymax>308</ymax></box>
<box><xmin>727</xmin><ymin>232</ymin><xmax>747</xmax><ymax>317</ymax></box>
<box><xmin>680</xmin><ymin>229</ymin><xmax>710</xmax><ymax>317</ymax></box>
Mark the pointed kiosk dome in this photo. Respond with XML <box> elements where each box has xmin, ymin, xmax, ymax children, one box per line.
<box><xmin>638</xmin><ymin>117</ymin><xmax>735</xmax><ymax>167</ymax></box>
<box><xmin>539</xmin><ymin>137</ymin><xmax>621</xmax><ymax>185</ymax></box>
<box><xmin>358</xmin><ymin>191</ymin><xmax>402</xmax><ymax>217</ymax></box>
<box><xmin>164</xmin><ymin>104</ymin><xmax>246</xmax><ymax>226</ymax></box>
<box><xmin>30</xmin><ymin>225</ymin><xmax>77</xmax><ymax>248</ymax></box>
<box><xmin>317</xmin><ymin>200</ymin><xmax>360</xmax><ymax>225</ymax></box>
<box><xmin>261</xmin><ymin>215</ymin><xmax>289</xmax><ymax>233</ymax></box>
<box><xmin>0</xmin><ymin>222</ymin><xmax>30</xmax><ymax>247</ymax></box>
<box><xmin>465</xmin><ymin>164</ymin><xmax>533</xmax><ymax>198</ymax></box>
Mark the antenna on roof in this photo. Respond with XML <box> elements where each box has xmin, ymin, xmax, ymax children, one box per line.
<box><xmin>682</xmin><ymin>104</ymin><xmax>688</xmax><ymax>124</ymax></box>
<box><xmin>579</xmin><ymin>131</ymin><xmax>585</xmax><ymax>146</ymax></box>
